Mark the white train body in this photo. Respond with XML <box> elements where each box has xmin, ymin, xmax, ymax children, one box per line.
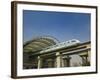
<box><xmin>40</xmin><ymin>39</ymin><xmax>80</xmax><ymax>53</ymax></box>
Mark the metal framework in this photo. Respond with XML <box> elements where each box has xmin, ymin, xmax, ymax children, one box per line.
<box><xmin>23</xmin><ymin>36</ymin><xmax>59</xmax><ymax>53</ymax></box>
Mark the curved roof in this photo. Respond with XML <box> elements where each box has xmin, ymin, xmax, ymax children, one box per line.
<box><xmin>23</xmin><ymin>36</ymin><xmax>59</xmax><ymax>53</ymax></box>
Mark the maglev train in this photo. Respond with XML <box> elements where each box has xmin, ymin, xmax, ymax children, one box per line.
<box><xmin>58</xmin><ymin>39</ymin><xmax>80</xmax><ymax>47</ymax></box>
<box><xmin>40</xmin><ymin>39</ymin><xmax>80</xmax><ymax>53</ymax></box>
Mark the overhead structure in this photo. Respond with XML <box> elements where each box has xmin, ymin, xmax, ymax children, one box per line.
<box><xmin>23</xmin><ymin>36</ymin><xmax>91</xmax><ymax>69</ymax></box>
<box><xmin>23</xmin><ymin>36</ymin><xmax>59</xmax><ymax>53</ymax></box>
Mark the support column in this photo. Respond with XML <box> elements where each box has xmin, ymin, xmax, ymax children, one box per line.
<box><xmin>62</xmin><ymin>58</ymin><xmax>64</xmax><ymax>67</ymax></box>
<box><xmin>56</xmin><ymin>52</ymin><xmax>62</xmax><ymax>68</ymax></box>
<box><xmin>66</xmin><ymin>56</ymin><xmax>71</xmax><ymax>67</ymax></box>
<box><xmin>79</xmin><ymin>51</ymin><xmax>88</xmax><ymax>66</ymax></box>
<box><xmin>62</xmin><ymin>56</ymin><xmax>71</xmax><ymax>67</ymax></box>
<box><xmin>38</xmin><ymin>56</ymin><xmax>42</xmax><ymax>69</ymax></box>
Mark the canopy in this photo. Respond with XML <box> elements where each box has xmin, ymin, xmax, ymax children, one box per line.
<box><xmin>23</xmin><ymin>36</ymin><xmax>59</xmax><ymax>53</ymax></box>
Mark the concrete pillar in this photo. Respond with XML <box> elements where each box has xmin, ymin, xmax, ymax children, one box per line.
<box><xmin>62</xmin><ymin>56</ymin><xmax>71</xmax><ymax>67</ymax></box>
<box><xmin>38</xmin><ymin>56</ymin><xmax>42</xmax><ymax>69</ymax></box>
<box><xmin>79</xmin><ymin>51</ymin><xmax>88</xmax><ymax>66</ymax></box>
<box><xmin>56</xmin><ymin>52</ymin><xmax>62</xmax><ymax>68</ymax></box>
<box><xmin>62</xmin><ymin>58</ymin><xmax>64</xmax><ymax>67</ymax></box>
<box><xmin>87</xmin><ymin>50</ymin><xmax>91</xmax><ymax>63</ymax></box>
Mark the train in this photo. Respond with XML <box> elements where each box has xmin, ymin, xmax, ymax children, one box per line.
<box><xmin>40</xmin><ymin>39</ymin><xmax>80</xmax><ymax>53</ymax></box>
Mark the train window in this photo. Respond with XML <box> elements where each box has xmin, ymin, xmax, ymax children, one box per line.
<box><xmin>67</xmin><ymin>41</ymin><xmax>70</xmax><ymax>43</ymax></box>
<box><xmin>71</xmin><ymin>40</ymin><xmax>76</xmax><ymax>42</ymax></box>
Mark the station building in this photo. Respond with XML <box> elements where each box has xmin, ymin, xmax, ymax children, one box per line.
<box><xmin>23</xmin><ymin>36</ymin><xmax>91</xmax><ymax>69</ymax></box>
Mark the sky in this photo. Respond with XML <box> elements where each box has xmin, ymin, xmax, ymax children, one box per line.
<box><xmin>23</xmin><ymin>10</ymin><xmax>90</xmax><ymax>43</ymax></box>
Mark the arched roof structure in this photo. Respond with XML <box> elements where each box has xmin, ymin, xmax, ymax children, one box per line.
<box><xmin>23</xmin><ymin>36</ymin><xmax>59</xmax><ymax>53</ymax></box>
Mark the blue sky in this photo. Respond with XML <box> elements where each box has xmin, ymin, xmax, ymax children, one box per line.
<box><xmin>23</xmin><ymin>10</ymin><xmax>90</xmax><ymax>43</ymax></box>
